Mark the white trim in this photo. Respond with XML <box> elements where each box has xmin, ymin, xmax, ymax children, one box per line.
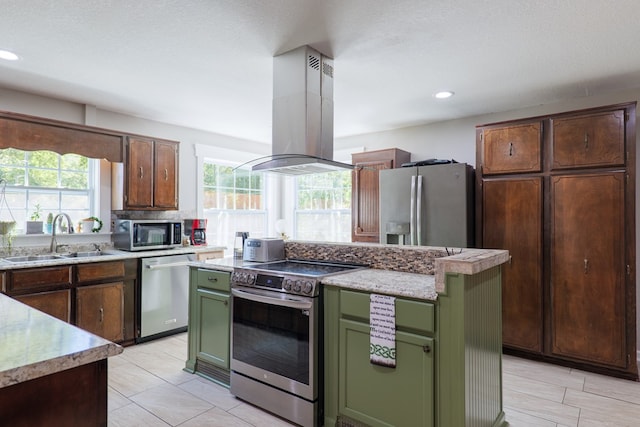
<box><xmin>194</xmin><ymin>143</ymin><xmax>261</xmax><ymax>167</ymax></box>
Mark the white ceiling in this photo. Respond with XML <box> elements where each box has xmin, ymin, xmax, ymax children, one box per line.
<box><xmin>2</xmin><ymin>1</ymin><xmax>640</xmax><ymax>144</ymax></box>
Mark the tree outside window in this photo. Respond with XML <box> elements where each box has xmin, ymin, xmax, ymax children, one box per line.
<box><xmin>203</xmin><ymin>162</ymin><xmax>267</xmax><ymax>256</ymax></box>
<box><xmin>295</xmin><ymin>170</ymin><xmax>351</xmax><ymax>242</ymax></box>
<box><xmin>0</xmin><ymin>148</ymin><xmax>94</xmax><ymax>233</ymax></box>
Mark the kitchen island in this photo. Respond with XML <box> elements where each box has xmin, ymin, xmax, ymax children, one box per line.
<box><xmin>191</xmin><ymin>242</ymin><xmax>508</xmax><ymax>427</ymax></box>
<box><xmin>0</xmin><ymin>293</ymin><xmax>123</xmax><ymax>426</ymax></box>
<box><xmin>322</xmin><ymin>247</ymin><xmax>508</xmax><ymax>427</ymax></box>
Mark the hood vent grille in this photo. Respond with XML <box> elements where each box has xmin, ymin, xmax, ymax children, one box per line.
<box><xmin>251</xmin><ymin>45</ymin><xmax>352</xmax><ymax>175</ymax></box>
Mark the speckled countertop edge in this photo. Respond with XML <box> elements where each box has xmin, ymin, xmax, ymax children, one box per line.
<box><xmin>0</xmin><ymin>246</ymin><xmax>226</xmax><ymax>270</ymax></box>
<box><xmin>434</xmin><ymin>248</ymin><xmax>510</xmax><ymax>293</ymax></box>
<box><xmin>0</xmin><ymin>293</ymin><xmax>123</xmax><ymax>388</ymax></box>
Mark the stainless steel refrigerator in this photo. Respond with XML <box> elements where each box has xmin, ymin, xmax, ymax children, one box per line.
<box><xmin>379</xmin><ymin>162</ymin><xmax>474</xmax><ymax>247</ymax></box>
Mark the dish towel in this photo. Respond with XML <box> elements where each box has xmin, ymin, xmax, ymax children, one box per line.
<box><xmin>370</xmin><ymin>294</ymin><xmax>396</xmax><ymax>368</ymax></box>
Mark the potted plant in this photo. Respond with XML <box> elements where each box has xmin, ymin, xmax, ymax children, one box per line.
<box><xmin>26</xmin><ymin>203</ymin><xmax>44</xmax><ymax>234</ymax></box>
<box><xmin>45</xmin><ymin>212</ymin><xmax>54</xmax><ymax>234</ymax></box>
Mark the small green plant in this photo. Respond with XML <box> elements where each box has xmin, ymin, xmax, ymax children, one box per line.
<box><xmin>30</xmin><ymin>203</ymin><xmax>42</xmax><ymax>221</ymax></box>
<box><xmin>46</xmin><ymin>212</ymin><xmax>54</xmax><ymax>225</ymax></box>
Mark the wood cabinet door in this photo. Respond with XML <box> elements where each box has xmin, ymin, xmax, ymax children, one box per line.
<box><xmin>482</xmin><ymin>177</ymin><xmax>543</xmax><ymax>352</ymax></box>
<box><xmin>76</xmin><ymin>261</ymin><xmax>125</xmax><ymax>284</ymax></box>
<box><xmin>14</xmin><ymin>289</ymin><xmax>71</xmax><ymax>323</ymax></box>
<box><xmin>126</xmin><ymin>137</ymin><xmax>154</xmax><ymax>208</ymax></box>
<box><xmin>153</xmin><ymin>140</ymin><xmax>178</xmax><ymax>209</ymax></box>
<box><xmin>552</xmin><ymin>110</ymin><xmax>625</xmax><ymax>169</ymax></box>
<box><xmin>481</xmin><ymin>122</ymin><xmax>542</xmax><ymax>175</ymax></box>
<box><xmin>76</xmin><ymin>282</ymin><xmax>124</xmax><ymax>342</ymax></box>
<box><xmin>550</xmin><ymin>172</ymin><xmax>626</xmax><ymax>367</ymax></box>
<box><xmin>8</xmin><ymin>266</ymin><xmax>72</xmax><ymax>293</ymax></box>
<box><xmin>351</xmin><ymin>159</ymin><xmax>392</xmax><ymax>242</ymax></box>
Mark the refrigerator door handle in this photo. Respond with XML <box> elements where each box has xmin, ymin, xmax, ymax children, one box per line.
<box><xmin>416</xmin><ymin>174</ymin><xmax>423</xmax><ymax>245</ymax></box>
<box><xmin>410</xmin><ymin>175</ymin><xmax>417</xmax><ymax>245</ymax></box>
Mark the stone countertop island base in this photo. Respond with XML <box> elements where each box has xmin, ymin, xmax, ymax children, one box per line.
<box><xmin>0</xmin><ymin>293</ymin><xmax>123</xmax><ymax>426</ymax></box>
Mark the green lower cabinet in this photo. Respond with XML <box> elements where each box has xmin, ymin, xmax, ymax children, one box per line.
<box><xmin>339</xmin><ymin>318</ymin><xmax>434</xmax><ymax>427</ymax></box>
<box><xmin>186</xmin><ymin>267</ymin><xmax>231</xmax><ymax>386</ymax></box>
<box><xmin>196</xmin><ymin>288</ymin><xmax>229</xmax><ymax>367</ymax></box>
<box><xmin>324</xmin><ymin>287</ymin><xmax>436</xmax><ymax>427</ymax></box>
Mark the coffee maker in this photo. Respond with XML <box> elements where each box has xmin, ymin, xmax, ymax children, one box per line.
<box><xmin>183</xmin><ymin>219</ymin><xmax>207</xmax><ymax>246</ymax></box>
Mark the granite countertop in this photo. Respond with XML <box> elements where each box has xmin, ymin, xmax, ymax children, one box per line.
<box><xmin>0</xmin><ymin>246</ymin><xmax>226</xmax><ymax>270</ymax></box>
<box><xmin>434</xmin><ymin>248</ymin><xmax>509</xmax><ymax>292</ymax></box>
<box><xmin>189</xmin><ymin>256</ymin><xmax>259</xmax><ymax>272</ymax></box>
<box><xmin>0</xmin><ymin>293</ymin><xmax>123</xmax><ymax>388</ymax></box>
<box><xmin>191</xmin><ymin>248</ymin><xmax>509</xmax><ymax>301</ymax></box>
<box><xmin>321</xmin><ymin>269</ymin><xmax>438</xmax><ymax>301</ymax></box>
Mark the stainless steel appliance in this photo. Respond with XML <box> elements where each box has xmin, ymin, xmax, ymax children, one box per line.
<box><xmin>230</xmin><ymin>260</ymin><xmax>364</xmax><ymax>427</ymax></box>
<box><xmin>251</xmin><ymin>45</ymin><xmax>352</xmax><ymax>175</ymax></box>
<box><xmin>183</xmin><ymin>218</ymin><xmax>207</xmax><ymax>246</ymax></box>
<box><xmin>113</xmin><ymin>219</ymin><xmax>182</xmax><ymax>251</ymax></box>
<box><xmin>242</xmin><ymin>237</ymin><xmax>285</xmax><ymax>262</ymax></box>
<box><xmin>138</xmin><ymin>253</ymin><xmax>194</xmax><ymax>342</ymax></box>
<box><xmin>379</xmin><ymin>162</ymin><xmax>474</xmax><ymax>247</ymax></box>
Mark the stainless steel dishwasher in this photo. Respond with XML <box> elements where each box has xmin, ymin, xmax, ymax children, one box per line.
<box><xmin>138</xmin><ymin>253</ymin><xmax>195</xmax><ymax>342</ymax></box>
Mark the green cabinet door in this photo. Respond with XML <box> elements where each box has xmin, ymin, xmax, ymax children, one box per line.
<box><xmin>186</xmin><ymin>267</ymin><xmax>231</xmax><ymax>385</ymax></box>
<box><xmin>339</xmin><ymin>318</ymin><xmax>434</xmax><ymax>427</ymax></box>
<box><xmin>196</xmin><ymin>288</ymin><xmax>230</xmax><ymax>368</ymax></box>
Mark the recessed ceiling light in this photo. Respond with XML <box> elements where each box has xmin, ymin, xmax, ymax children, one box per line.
<box><xmin>0</xmin><ymin>49</ymin><xmax>19</xmax><ymax>61</ymax></box>
<box><xmin>434</xmin><ymin>91</ymin><xmax>454</xmax><ymax>99</ymax></box>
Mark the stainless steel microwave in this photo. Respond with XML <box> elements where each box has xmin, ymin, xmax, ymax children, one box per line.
<box><xmin>113</xmin><ymin>219</ymin><xmax>183</xmax><ymax>251</ymax></box>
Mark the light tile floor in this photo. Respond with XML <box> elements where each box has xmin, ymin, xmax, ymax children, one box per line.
<box><xmin>108</xmin><ymin>333</ymin><xmax>640</xmax><ymax>426</ymax></box>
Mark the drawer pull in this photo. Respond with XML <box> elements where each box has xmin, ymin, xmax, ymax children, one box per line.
<box><xmin>509</xmin><ymin>142</ymin><xmax>514</xmax><ymax>156</ymax></box>
<box><xmin>423</xmin><ymin>345</ymin><xmax>431</xmax><ymax>353</ymax></box>
<box><xmin>207</xmin><ymin>276</ymin><xmax>218</xmax><ymax>282</ymax></box>
<box><xmin>99</xmin><ymin>307</ymin><xmax>104</xmax><ymax>323</ymax></box>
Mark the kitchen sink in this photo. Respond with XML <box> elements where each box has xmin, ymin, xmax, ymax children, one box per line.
<box><xmin>61</xmin><ymin>250</ymin><xmax>107</xmax><ymax>258</ymax></box>
<box><xmin>3</xmin><ymin>254</ymin><xmax>65</xmax><ymax>263</ymax></box>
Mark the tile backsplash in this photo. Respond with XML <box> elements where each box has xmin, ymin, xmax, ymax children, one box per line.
<box><xmin>285</xmin><ymin>241</ymin><xmax>448</xmax><ymax>275</ymax></box>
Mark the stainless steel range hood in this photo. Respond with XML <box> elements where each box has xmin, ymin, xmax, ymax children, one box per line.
<box><xmin>252</xmin><ymin>46</ymin><xmax>353</xmax><ymax>175</ymax></box>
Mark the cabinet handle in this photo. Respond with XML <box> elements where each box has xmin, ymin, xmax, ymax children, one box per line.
<box><xmin>224</xmin><ymin>300</ymin><xmax>228</xmax><ymax>306</ymax></box>
<box><xmin>139</xmin><ymin>167</ymin><xmax>144</xmax><ymax>179</ymax></box>
<box><xmin>509</xmin><ymin>142</ymin><xmax>514</xmax><ymax>156</ymax></box>
<box><xmin>584</xmin><ymin>133</ymin><xmax>589</xmax><ymax>150</ymax></box>
<box><xmin>207</xmin><ymin>276</ymin><xmax>218</xmax><ymax>282</ymax></box>
<box><xmin>164</xmin><ymin>168</ymin><xmax>168</xmax><ymax>180</ymax></box>
<box><xmin>584</xmin><ymin>258</ymin><xmax>589</xmax><ymax>274</ymax></box>
<box><xmin>422</xmin><ymin>345</ymin><xmax>431</xmax><ymax>353</ymax></box>
<box><xmin>99</xmin><ymin>307</ymin><xmax>104</xmax><ymax>323</ymax></box>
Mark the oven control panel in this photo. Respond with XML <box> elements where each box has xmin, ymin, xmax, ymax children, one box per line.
<box><xmin>231</xmin><ymin>268</ymin><xmax>319</xmax><ymax>296</ymax></box>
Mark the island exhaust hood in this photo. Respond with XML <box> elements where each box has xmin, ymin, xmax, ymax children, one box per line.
<box><xmin>251</xmin><ymin>45</ymin><xmax>353</xmax><ymax>175</ymax></box>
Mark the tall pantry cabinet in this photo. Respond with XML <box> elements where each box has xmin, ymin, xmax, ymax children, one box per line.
<box><xmin>476</xmin><ymin>103</ymin><xmax>637</xmax><ymax>379</ymax></box>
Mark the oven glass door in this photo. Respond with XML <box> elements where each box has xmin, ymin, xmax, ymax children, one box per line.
<box><xmin>231</xmin><ymin>287</ymin><xmax>317</xmax><ymax>401</ymax></box>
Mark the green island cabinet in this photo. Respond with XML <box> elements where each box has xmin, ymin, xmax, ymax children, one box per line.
<box><xmin>324</xmin><ymin>265</ymin><xmax>506</xmax><ymax>427</ymax></box>
<box><xmin>185</xmin><ymin>267</ymin><xmax>231</xmax><ymax>386</ymax></box>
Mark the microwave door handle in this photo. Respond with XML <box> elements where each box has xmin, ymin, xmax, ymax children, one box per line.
<box><xmin>231</xmin><ymin>288</ymin><xmax>313</xmax><ymax>310</ymax></box>
<box><xmin>410</xmin><ymin>175</ymin><xmax>417</xmax><ymax>245</ymax></box>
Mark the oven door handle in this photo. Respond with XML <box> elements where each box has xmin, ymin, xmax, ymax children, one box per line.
<box><xmin>231</xmin><ymin>288</ymin><xmax>313</xmax><ymax>310</ymax></box>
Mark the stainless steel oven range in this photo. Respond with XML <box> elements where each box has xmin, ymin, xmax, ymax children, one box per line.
<box><xmin>230</xmin><ymin>260</ymin><xmax>364</xmax><ymax>427</ymax></box>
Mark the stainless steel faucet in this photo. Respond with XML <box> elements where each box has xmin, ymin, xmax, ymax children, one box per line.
<box><xmin>50</xmin><ymin>213</ymin><xmax>75</xmax><ymax>253</ymax></box>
